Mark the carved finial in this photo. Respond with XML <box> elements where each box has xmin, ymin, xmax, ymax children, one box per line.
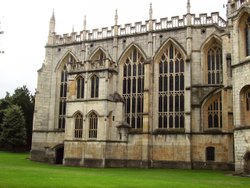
<box><xmin>149</xmin><ymin>2</ymin><xmax>153</xmax><ymax>20</ymax></box>
<box><xmin>115</xmin><ymin>9</ymin><xmax>118</xmax><ymax>26</ymax></box>
<box><xmin>187</xmin><ymin>0</ymin><xmax>191</xmax><ymax>14</ymax></box>
<box><xmin>83</xmin><ymin>15</ymin><xmax>86</xmax><ymax>31</ymax></box>
<box><xmin>51</xmin><ymin>9</ymin><xmax>55</xmax><ymax>20</ymax></box>
<box><xmin>49</xmin><ymin>9</ymin><xmax>55</xmax><ymax>34</ymax></box>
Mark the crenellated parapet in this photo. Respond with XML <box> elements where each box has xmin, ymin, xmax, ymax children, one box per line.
<box><xmin>50</xmin><ymin>12</ymin><xmax>226</xmax><ymax>46</ymax></box>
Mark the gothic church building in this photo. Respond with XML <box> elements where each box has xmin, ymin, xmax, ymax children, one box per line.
<box><xmin>31</xmin><ymin>0</ymin><xmax>250</xmax><ymax>173</ymax></box>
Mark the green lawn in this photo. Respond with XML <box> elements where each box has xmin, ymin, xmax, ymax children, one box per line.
<box><xmin>0</xmin><ymin>152</ymin><xmax>249</xmax><ymax>188</ymax></box>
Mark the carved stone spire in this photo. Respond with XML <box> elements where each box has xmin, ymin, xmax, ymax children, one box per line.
<box><xmin>48</xmin><ymin>9</ymin><xmax>55</xmax><ymax>45</ymax></box>
<box><xmin>187</xmin><ymin>0</ymin><xmax>191</xmax><ymax>14</ymax></box>
<box><xmin>149</xmin><ymin>2</ymin><xmax>153</xmax><ymax>20</ymax></box>
<box><xmin>49</xmin><ymin>9</ymin><xmax>55</xmax><ymax>34</ymax></box>
<box><xmin>115</xmin><ymin>9</ymin><xmax>118</xmax><ymax>26</ymax></box>
<box><xmin>83</xmin><ymin>15</ymin><xmax>87</xmax><ymax>31</ymax></box>
<box><xmin>148</xmin><ymin>3</ymin><xmax>153</xmax><ymax>31</ymax></box>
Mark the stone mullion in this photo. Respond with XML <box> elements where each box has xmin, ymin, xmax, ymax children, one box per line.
<box><xmin>143</xmin><ymin>62</ymin><xmax>150</xmax><ymax>133</ymax></box>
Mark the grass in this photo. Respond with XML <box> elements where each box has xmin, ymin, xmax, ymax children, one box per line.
<box><xmin>0</xmin><ymin>152</ymin><xmax>250</xmax><ymax>188</ymax></box>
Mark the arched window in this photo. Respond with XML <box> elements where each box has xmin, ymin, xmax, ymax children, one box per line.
<box><xmin>204</xmin><ymin>93</ymin><xmax>222</xmax><ymax>129</ymax></box>
<box><xmin>58</xmin><ymin>65</ymin><xmax>67</xmax><ymax>129</ymax></box>
<box><xmin>158</xmin><ymin>44</ymin><xmax>185</xmax><ymax>129</ymax></box>
<box><xmin>245</xmin><ymin>17</ymin><xmax>250</xmax><ymax>56</ymax></box>
<box><xmin>74</xmin><ymin>112</ymin><xmax>83</xmax><ymax>138</ymax></box>
<box><xmin>246</xmin><ymin>91</ymin><xmax>250</xmax><ymax>111</ymax></box>
<box><xmin>90</xmin><ymin>49</ymin><xmax>106</xmax><ymax>68</ymax></box>
<box><xmin>206</xmin><ymin>147</ymin><xmax>215</xmax><ymax>161</ymax></box>
<box><xmin>122</xmin><ymin>47</ymin><xmax>144</xmax><ymax>129</ymax></box>
<box><xmin>76</xmin><ymin>76</ymin><xmax>84</xmax><ymax>99</ymax></box>
<box><xmin>240</xmin><ymin>86</ymin><xmax>250</xmax><ymax>125</ymax></box>
<box><xmin>207</xmin><ymin>45</ymin><xmax>222</xmax><ymax>84</ymax></box>
<box><xmin>89</xmin><ymin>112</ymin><xmax>98</xmax><ymax>139</ymax></box>
<box><xmin>91</xmin><ymin>75</ymin><xmax>99</xmax><ymax>98</ymax></box>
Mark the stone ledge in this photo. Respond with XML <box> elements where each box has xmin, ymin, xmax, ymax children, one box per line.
<box><xmin>153</xmin><ymin>128</ymin><xmax>185</xmax><ymax>135</ymax></box>
<box><xmin>234</xmin><ymin>125</ymin><xmax>250</xmax><ymax>131</ymax></box>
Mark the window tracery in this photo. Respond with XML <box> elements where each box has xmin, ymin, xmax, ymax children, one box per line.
<box><xmin>76</xmin><ymin>76</ymin><xmax>84</xmax><ymax>99</ymax></box>
<box><xmin>58</xmin><ymin>65</ymin><xmax>67</xmax><ymax>129</ymax></box>
<box><xmin>158</xmin><ymin>44</ymin><xmax>185</xmax><ymax>129</ymax></box>
<box><xmin>89</xmin><ymin>112</ymin><xmax>98</xmax><ymax>139</ymax></box>
<box><xmin>122</xmin><ymin>47</ymin><xmax>144</xmax><ymax>129</ymax></box>
<box><xmin>207</xmin><ymin>45</ymin><xmax>222</xmax><ymax>84</ymax></box>
<box><xmin>74</xmin><ymin>112</ymin><xmax>83</xmax><ymax>138</ymax></box>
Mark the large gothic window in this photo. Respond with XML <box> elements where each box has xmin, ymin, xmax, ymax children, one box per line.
<box><xmin>74</xmin><ymin>112</ymin><xmax>83</xmax><ymax>138</ymax></box>
<box><xmin>204</xmin><ymin>93</ymin><xmax>222</xmax><ymax>129</ymax></box>
<box><xmin>122</xmin><ymin>47</ymin><xmax>144</xmax><ymax>129</ymax></box>
<box><xmin>91</xmin><ymin>75</ymin><xmax>99</xmax><ymax>98</ymax></box>
<box><xmin>76</xmin><ymin>76</ymin><xmax>84</xmax><ymax>99</ymax></box>
<box><xmin>158</xmin><ymin>44</ymin><xmax>185</xmax><ymax>129</ymax></box>
<box><xmin>58</xmin><ymin>65</ymin><xmax>67</xmax><ymax>129</ymax></box>
<box><xmin>207</xmin><ymin>45</ymin><xmax>222</xmax><ymax>84</ymax></box>
<box><xmin>89</xmin><ymin>112</ymin><xmax>98</xmax><ymax>139</ymax></box>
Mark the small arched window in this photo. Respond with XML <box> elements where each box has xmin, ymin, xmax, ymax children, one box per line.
<box><xmin>91</xmin><ymin>75</ymin><xmax>99</xmax><ymax>98</ymax></box>
<box><xmin>76</xmin><ymin>76</ymin><xmax>84</xmax><ymax>99</ymax></box>
<box><xmin>204</xmin><ymin>93</ymin><xmax>222</xmax><ymax>129</ymax></box>
<box><xmin>240</xmin><ymin>86</ymin><xmax>250</xmax><ymax>125</ymax></box>
<box><xmin>74</xmin><ymin>113</ymin><xmax>83</xmax><ymax>138</ymax></box>
<box><xmin>207</xmin><ymin>45</ymin><xmax>222</xmax><ymax>84</ymax></box>
<box><xmin>89</xmin><ymin>112</ymin><xmax>98</xmax><ymax>139</ymax></box>
<box><xmin>206</xmin><ymin>147</ymin><xmax>215</xmax><ymax>161</ymax></box>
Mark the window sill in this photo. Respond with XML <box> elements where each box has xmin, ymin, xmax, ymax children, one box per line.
<box><xmin>203</xmin><ymin>128</ymin><xmax>222</xmax><ymax>133</ymax></box>
<box><xmin>153</xmin><ymin>128</ymin><xmax>185</xmax><ymax>135</ymax></box>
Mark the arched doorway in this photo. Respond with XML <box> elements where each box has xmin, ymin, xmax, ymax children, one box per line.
<box><xmin>244</xmin><ymin>152</ymin><xmax>250</xmax><ymax>174</ymax></box>
<box><xmin>55</xmin><ymin>146</ymin><xmax>64</xmax><ymax>164</ymax></box>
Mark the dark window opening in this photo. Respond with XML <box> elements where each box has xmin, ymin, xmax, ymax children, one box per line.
<box><xmin>206</xmin><ymin>147</ymin><xmax>215</xmax><ymax>161</ymax></box>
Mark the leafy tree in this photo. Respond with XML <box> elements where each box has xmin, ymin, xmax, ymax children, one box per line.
<box><xmin>0</xmin><ymin>105</ymin><xmax>27</xmax><ymax>150</ymax></box>
<box><xmin>11</xmin><ymin>86</ymin><xmax>34</xmax><ymax>148</ymax></box>
<box><xmin>0</xmin><ymin>86</ymin><xmax>34</xmax><ymax>149</ymax></box>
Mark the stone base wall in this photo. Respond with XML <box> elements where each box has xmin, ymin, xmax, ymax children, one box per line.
<box><xmin>234</xmin><ymin>128</ymin><xmax>250</xmax><ymax>173</ymax></box>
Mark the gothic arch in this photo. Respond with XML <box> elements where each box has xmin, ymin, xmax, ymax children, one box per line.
<box><xmin>72</xmin><ymin>110</ymin><xmax>83</xmax><ymax>118</ymax></box>
<box><xmin>154</xmin><ymin>38</ymin><xmax>186</xmax><ymax>63</ymax></box>
<box><xmin>86</xmin><ymin>110</ymin><xmax>100</xmax><ymax>117</ymax></box>
<box><xmin>117</xmin><ymin>43</ymin><xmax>147</xmax><ymax>64</ymax></box>
<box><xmin>154</xmin><ymin>38</ymin><xmax>186</xmax><ymax>129</ymax></box>
<box><xmin>89</xmin><ymin>47</ymin><xmax>112</xmax><ymax>61</ymax></box>
<box><xmin>201</xmin><ymin>90</ymin><xmax>223</xmax><ymax>130</ymax></box>
<box><xmin>239</xmin><ymin>85</ymin><xmax>250</xmax><ymax>125</ymax></box>
<box><xmin>55</xmin><ymin>50</ymin><xmax>79</xmax><ymax>71</ymax></box>
<box><xmin>200</xmin><ymin>35</ymin><xmax>223</xmax><ymax>84</ymax></box>
<box><xmin>235</xmin><ymin>7</ymin><xmax>250</xmax><ymax>28</ymax></box>
<box><xmin>200</xmin><ymin>34</ymin><xmax>222</xmax><ymax>51</ymax></box>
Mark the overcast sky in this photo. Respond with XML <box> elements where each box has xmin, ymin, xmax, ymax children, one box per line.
<box><xmin>0</xmin><ymin>0</ymin><xmax>227</xmax><ymax>98</ymax></box>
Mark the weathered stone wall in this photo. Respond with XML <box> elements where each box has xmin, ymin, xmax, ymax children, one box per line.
<box><xmin>31</xmin><ymin>6</ymin><xmax>237</xmax><ymax>170</ymax></box>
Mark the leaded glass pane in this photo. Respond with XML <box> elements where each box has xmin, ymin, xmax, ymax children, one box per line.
<box><xmin>122</xmin><ymin>47</ymin><xmax>144</xmax><ymax>129</ymax></box>
<box><xmin>158</xmin><ymin>44</ymin><xmax>185</xmax><ymax>129</ymax></box>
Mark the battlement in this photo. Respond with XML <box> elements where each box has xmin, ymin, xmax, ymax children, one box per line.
<box><xmin>51</xmin><ymin>12</ymin><xmax>226</xmax><ymax>46</ymax></box>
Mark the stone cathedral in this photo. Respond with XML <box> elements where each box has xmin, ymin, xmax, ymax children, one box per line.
<box><xmin>31</xmin><ymin>0</ymin><xmax>250</xmax><ymax>174</ymax></box>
